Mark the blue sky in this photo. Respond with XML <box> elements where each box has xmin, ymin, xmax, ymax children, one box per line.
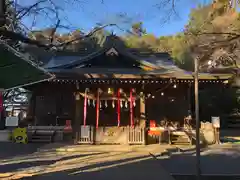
<box><xmin>19</xmin><ymin>0</ymin><xmax>211</xmax><ymax>37</ymax></box>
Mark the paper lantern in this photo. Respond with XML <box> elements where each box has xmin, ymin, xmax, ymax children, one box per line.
<box><xmin>120</xmin><ymin>100</ymin><xmax>123</xmax><ymax>108</ymax></box>
<box><xmin>133</xmin><ymin>100</ymin><xmax>136</xmax><ymax>107</ymax></box>
<box><xmin>108</xmin><ymin>88</ymin><xmax>114</xmax><ymax>94</ymax></box>
<box><xmin>125</xmin><ymin>101</ymin><xmax>128</xmax><ymax>108</ymax></box>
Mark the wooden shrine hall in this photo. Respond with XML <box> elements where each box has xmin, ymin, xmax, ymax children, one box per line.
<box><xmin>24</xmin><ymin>35</ymin><xmax>232</xmax><ymax>145</ymax></box>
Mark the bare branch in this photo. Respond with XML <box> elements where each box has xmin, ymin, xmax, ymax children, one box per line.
<box><xmin>16</xmin><ymin>0</ymin><xmax>48</xmax><ymax>20</ymax></box>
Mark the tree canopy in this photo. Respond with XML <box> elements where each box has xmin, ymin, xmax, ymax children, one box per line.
<box><xmin>3</xmin><ymin>0</ymin><xmax>240</xmax><ymax>73</ymax></box>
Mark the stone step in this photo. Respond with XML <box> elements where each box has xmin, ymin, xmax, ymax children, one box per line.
<box><xmin>29</xmin><ymin>139</ymin><xmax>52</xmax><ymax>143</ymax></box>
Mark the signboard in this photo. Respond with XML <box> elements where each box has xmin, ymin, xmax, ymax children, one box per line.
<box><xmin>211</xmin><ymin>116</ymin><xmax>220</xmax><ymax>128</ymax></box>
<box><xmin>5</xmin><ymin>116</ymin><xmax>19</xmax><ymax>127</ymax></box>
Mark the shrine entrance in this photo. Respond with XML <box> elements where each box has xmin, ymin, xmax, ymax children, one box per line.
<box><xmin>74</xmin><ymin>87</ymin><xmax>146</xmax><ymax>145</ymax></box>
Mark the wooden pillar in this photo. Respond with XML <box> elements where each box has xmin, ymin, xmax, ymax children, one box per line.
<box><xmin>188</xmin><ymin>83</ymin><xmax>192</xmax><ymax>113</ymax></box>
<box><xmin>139</xmin><ymin>92</ymin><xmax>146</xmax><ymax>145</ymax></box>
<box><xmin>74</xmin><ymin>92</ymin><xmax>82</xmax><ymax>143</ymax></box>
<box><xmin>139</xmin><ymin>92</ymin><xmax>146</xmax><ymax>125</ymax></box>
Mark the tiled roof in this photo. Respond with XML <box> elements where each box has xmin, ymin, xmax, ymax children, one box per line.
<box><xmin>23</xmin><ymin>33</ymin><xmax>232</xmax><ymax>80</ymax></box>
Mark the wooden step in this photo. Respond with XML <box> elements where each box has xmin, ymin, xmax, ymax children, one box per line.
<box><xmin>170</xmin><ymin>135</ymin><xmax>191</xmax><ymax>145</ymax></box>
<box><xmin>29</xmin><ymin>135</ymin><xmax>53</xmax><ymax>143</ymax></box>
<box><xmin>29</xmin><ymin>139</ymin><xmax>52</xmax><ymax>143</ymax></box>
<box><xmin>31</xmin><ymin>135</ymin><xmax>52</xmax><ymax>139</ymax></box>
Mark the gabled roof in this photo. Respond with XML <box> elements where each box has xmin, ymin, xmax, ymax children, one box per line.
<box><xmin>31</xmin><ymin>34</ymin><xmax>232</xmax><ymax>81</ymax></box>
<box><xmin>44</xmin><ymin>34</ymin><xmax>182</xmax><ymax>72</ymax></box>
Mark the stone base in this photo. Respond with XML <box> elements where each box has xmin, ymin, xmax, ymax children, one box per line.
<box><xmin>0</xmin><ymin>130</ymin><xmax>11</xmax><ymax>142</ymax></box>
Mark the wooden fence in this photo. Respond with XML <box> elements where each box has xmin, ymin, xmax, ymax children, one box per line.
<box><xmin>76</xmin><ymin>126</ymin><xmax>146</xmax><ymax>145</ymax></box>
<box><xmin>127</xmin><ymin>127</ymin><xmax>146</xmax><ymax>145</ymax></box>
<box><xmin>77</xmin><ymin>125</ymin><xmax>94</xmax><ymax>144</ymax></box>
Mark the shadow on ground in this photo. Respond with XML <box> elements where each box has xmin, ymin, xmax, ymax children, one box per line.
<box><xmin>21</xmin><ymin>155</ymin><xmax>174</xmax><ymax>180</ymax></box>
<box><xmin>0</xmin><ymin>143</ymin><xmax>46</xmax><ymax>159</ymax></box>
<box><xmin>0</xmin><ymin>153</ymin><xmax>104</xmax><ymax>173</ymax></box>
<box><xmin>1</xmin><ymin>143</ymin><xmax>240</xmax><ymax>180</ymax></box>
<box><xmin>7</xmin><ymin>145</ymin><xmax>240</xmax><ymax>180</ymax></box>
<box><xmin>0</xmin><ymin>142</ymin><xmax>70</xmax><ymax>160</ymax></box>
<box><xmin>161</xmin><ymin>146</ymin><xmax>240</xmax><ymax>180</ymax></box>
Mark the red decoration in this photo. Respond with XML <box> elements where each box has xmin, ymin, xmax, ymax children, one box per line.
<box><xmin>64</xmin><ymin>120</ymin><xmax>72</xmax><ymax>132</ymax></box>
<box><xmin>96</xmin><ymin>89</ymin><xmax>100</xmax><ymax>128</ymax></box>
<box><xmin>130</xmin><ymin>88</ymin><xmax>134</xmax><ymax>127</ymax></box>
<box><xmin>83</xmin><ymin>89</ymin><xmax>88</xmax><ymax>126</ymax></box>
<box><xmin>117</xmin><ymin>88</ymin><xmax>121</xmax><ymax>127</ymax></box>
<box><xmin>150</xmin><ymin>120</ymin><xmax>156</xmax><ymax>128</ymax></box>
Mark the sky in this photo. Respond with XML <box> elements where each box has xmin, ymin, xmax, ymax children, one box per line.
<box><xmin>18</xmin><ymin>0</ymin><xmax>211</xmax><ymax>37</ymax></box>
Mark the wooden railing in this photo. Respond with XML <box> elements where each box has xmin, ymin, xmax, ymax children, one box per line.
<box><xmin>127</xmin><ymin>127</ymin><xmax>146</xmax><ymax>145</ymax></box>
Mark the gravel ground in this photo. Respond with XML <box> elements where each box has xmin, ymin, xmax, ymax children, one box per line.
<box><xmin>160</xmin><ymin>144</ymin><xmax>240</xmax><ymax>175</ymax></box>
<box><xmin>0</xmin><ymin>143</ymin><xmax>174</xmax><ymax>180</ymax></box>
<box><xmin>1</xmin><ymin>143</ymin><xmax>240</xmax><ymax>180</ymax></box>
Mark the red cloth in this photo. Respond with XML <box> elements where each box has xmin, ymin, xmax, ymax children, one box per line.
<box><xmin>96</xmin><ymin>90</ymin><xmax>100</xmax><ymax>128</ymax></box>
<box><xmin>83</xmin><ymin>89</ymin><xmax>87</xmax><ymax>126</ymax></box>
<box><xmin>130</xmin><ymin>88</ymin><xmax>134</xmax><ymax>127</ymax></box>
<box><xmin>117</xmin><ymin>89</ymin><xmax>120</xmax><ymax>127</ymax></box>
<box><xmin>64</xmin><ymin>120</ymin><xmax>72</xmax><ymax>132</ymax></box>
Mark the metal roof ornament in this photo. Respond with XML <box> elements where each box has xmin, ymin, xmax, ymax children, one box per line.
<box><xmin>106</xmin><ymin>48</ymin><xmax>119</xmax><ymax>56</ymax></box>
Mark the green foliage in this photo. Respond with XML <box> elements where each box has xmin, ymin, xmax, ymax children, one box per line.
<box><xmin>28</xmin><ymin>1</ymin><xmax>240</xmax><ymax>72</ymax></box>
<box><xmin>131</xmin><ymin>22</ymin><xmax>146</xmax><ymax>36</ymax></box>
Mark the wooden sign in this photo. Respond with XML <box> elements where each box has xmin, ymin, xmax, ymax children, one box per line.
<box><xmin>211</xmin><ymin>116</ymin><xmax>220</xmax><ymax>128</ymax></box>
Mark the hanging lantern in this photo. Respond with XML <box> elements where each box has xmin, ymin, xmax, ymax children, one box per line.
<box><xmin>119</xmin><ymin>88</ymin><xmax>123</xmax><ymax>93</ymax></box>
<box><xmin>112</xmin><ymin>100</ymin><xmax>115</xmax><ymax>108</ymax></box>
<box><xmin>87</xmin><ymin>99</ymin><xmax>90</xmax><ymax>106</ymax></box>
<box><xmin>93</xmin><ymin>100</ymin><xmax>95</xmax><ymax>107</ymax></box>
<box><xmin>133</xmin><ymin>100</ymin><xmax>136</xmax><ymax>107</ymax></box>
<box><xmin>125</xmin><ymin>101</ymin><xmax>128</xmax><ymax>108</ymax></box>
<box><xmin>108</xmin><ymin>88</ymin><xmax>114</xmax><ymax>94</ymax></box>
<box><xmin>105</xmin><ymin>100</ymin><xmax>108</xmax><ymax>107</ymax></box>
<box><xmin>120</xmin><ymin>100</ymin><xmax>123</xmax><ymax>108</ymax></box>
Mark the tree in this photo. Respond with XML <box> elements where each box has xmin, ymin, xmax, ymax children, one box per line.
<box><xmin>131</xmin><ymin>22</ymin><xmax>146</xmax><ymax>36</ymax></box>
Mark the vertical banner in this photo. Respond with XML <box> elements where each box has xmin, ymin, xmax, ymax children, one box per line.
<box><xmin>96</xmin><ymin>89</ymin><xmax>100</xmax><ymax>128</ymax></box>
<box><xmin>117</xmin><ymin>88</ymin><xmax>120</xmax><ymax>127</ymax></box>
<box><xmin>83</xmin><ymin>88</ymin><xmax>88</xmax><ymax>127</ymax></box>
<box><xmin>130</xmin><ymin>88</ymin><xmax>134</xmax><ymax>128</ymax></box>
